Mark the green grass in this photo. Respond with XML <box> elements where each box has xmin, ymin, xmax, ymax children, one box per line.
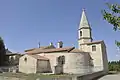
<box><xmin>0</xmin><ymin>72</ymin><xmax>72</xmax><ymax>80</ymax></box>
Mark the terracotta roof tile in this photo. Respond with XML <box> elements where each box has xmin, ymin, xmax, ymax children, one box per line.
<box><xmin>25</xmin><ymin>45</ymin><xmax>56</xmax><ymax>52</ymax></box>
<box><xmin>25</xmin><ymin>48</ymin><xmax>37</xmax><ymax>52</ymax></box>
<box><xmin>26</xmin><ymin>47</ymin><xmax>75</xmax><ymax>54</ymax></box>
<box><xmin>28</xmin><ymin>54</ymin><xmax>49</xmax><ymax>60</ymax></box>
<box><xmin>6</xmin><ymin>52</ymin><xmax>23</xmax><ymax>56</ymax></box>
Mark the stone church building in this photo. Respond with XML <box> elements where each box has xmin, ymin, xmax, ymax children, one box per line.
<box><xmin>19</xmin><ymin>9</ymin><xmax>108</xmax><ymax>74</ymax></box>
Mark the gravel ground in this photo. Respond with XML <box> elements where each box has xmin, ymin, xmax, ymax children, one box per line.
<box><xmin>98</xmin><ymin>74</ymin><xmax>120</xmax><ymax>80</ymax></box>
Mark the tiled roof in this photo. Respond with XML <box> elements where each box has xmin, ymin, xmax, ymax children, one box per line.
<box><xmin>25</xmin><ymin>45</ymin><xmax>55</xmax><ymax>52</ymax></box>
<box><xmin>25</xmin><ymin>48</ymin><xmax>36</xmax><ymax>52</ymax></box>
<box><xmin>6</xmin><ymin>53</ymin><xmax>23</xmax><ymax>56</ymax></box>
<box><xmin>80</xmin><ymin>40</ymin><xmax>104</xmax><ymax>45</ymax></box>
<box><xmin>26</xmin><ymin>47</ymin><xmax>75</xmax><ymax>54</ymax></box>
<box><xmin>28</xmin><ymin>54</ymin><xmax>49</xmax><ymax>60</ymax></box>
<box><xmin>5</xmin><ymin>49</ymin><xmax>23</xmax><ymax>56</ymax></box>
<box><xmin>6</xmin><ymin>49</ymin><xmax>12</xmax><ymax>54</ymax></box>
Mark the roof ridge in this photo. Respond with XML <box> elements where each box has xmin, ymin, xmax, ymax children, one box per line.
<box><xmin>26</xmin><ymin>47</ymin><xmax>75</xmax><ymax>54</ymax></box>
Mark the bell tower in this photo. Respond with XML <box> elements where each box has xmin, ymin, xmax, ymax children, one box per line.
<box><xmin>78</xmin><ymin>9</ymin><xmax>92</xmax><ymax>49</ymax></box>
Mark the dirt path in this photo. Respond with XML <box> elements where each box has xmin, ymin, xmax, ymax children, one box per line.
<box><xmin>98</xmin><ymin>74</ymin><xmax>120</xmax><ymax>80</ymax></box>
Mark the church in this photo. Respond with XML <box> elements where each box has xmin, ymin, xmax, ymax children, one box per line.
<box><xmin>19</xmin><ymin>9</ymin><xmax>108</xmax><ymax>74</ymax></box>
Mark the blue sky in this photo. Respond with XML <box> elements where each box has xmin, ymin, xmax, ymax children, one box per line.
<box><xmin>0</xmin><ymin>0</ymin><xmax>120</xmax><ymax>61</ymax></box>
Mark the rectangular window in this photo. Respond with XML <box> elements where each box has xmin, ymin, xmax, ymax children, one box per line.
<box><xmin>92</xmin><ymin>45</ymin><xmax>96</xmax><ymax>51</ymax></box>
<box><xmin>80</xmin><ymin>31</ymin><xmax>82</xmax><ymax>36</ymax></box>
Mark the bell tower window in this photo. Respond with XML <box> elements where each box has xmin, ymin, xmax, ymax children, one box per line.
<box><xmin>80</xmin><ymin>31</ymin><xmax>82</xmax><ymax>36</ymax></box>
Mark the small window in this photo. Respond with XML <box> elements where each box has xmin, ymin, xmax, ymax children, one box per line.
<box><xmin>92</xmin><ymin>45</ymin><xmax>96</xmax><ymax>51</ymax></box>
<box><xmin>80</xmin><ymin>31</ymin><xmax>82</xmax><ymax>36</ymax></box>
<box><xmin>57</xmin><ymin>55</ymin><xmax>65</xmax><ymax>65</ymax></box>
<box><xmin>61</xmin><ymin>56</ymin><xmax>65</xmax><ymax>64</ymax></box>
<box><xmin>11</xmin><ymin>56</ymin><xmax>14</xmax><ymax>60</ymax></box>
<box><xmin>24</xmin><ymin>57</ymin><xmax>27</xmax><ymax>62</ymax></box>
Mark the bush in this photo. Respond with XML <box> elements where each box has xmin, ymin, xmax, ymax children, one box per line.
<box><xmin>108</xmin><ymin>60</ymin><xmax>120</xmax><ymax>71</ymax></box>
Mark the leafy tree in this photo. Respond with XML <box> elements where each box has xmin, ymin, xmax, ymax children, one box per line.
<box><xmin>102</xmin><ymin>3</ymin><xmax>120</xmax><ymax>47</ymax></box>
<box><xmin>108</xmin><ymin>61</ymin><xmax>120</xmax><ymax>71</ymax></box>
<box><xmin>0</xmin><ymin>37</ymin><xmax>6</xmax><ymax>66</ymax></box>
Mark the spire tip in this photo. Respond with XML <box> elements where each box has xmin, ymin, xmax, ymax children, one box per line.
<box><xmin>82</xmin><ymin>8</ymin><xmax>85</xmax><ymax>11</ymax></box>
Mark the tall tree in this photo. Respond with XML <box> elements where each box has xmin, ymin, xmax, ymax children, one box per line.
<box><xmin>0</xmin><ymin>37</ymin><xmax>6</xmax><ymax>66</ymax></box>
<box><xmin>102</xmin><ymin>3</ymin><xmax>120</xmax><ymax>48</ymax></box>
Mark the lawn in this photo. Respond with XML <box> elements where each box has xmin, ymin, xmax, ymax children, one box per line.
<box><xmin>0</xmin><ymin>72</ymin><xmax>72</xmax><ymax>80</ymax></box>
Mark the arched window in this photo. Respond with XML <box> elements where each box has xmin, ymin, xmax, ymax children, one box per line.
<box><xmin>80</xmin><ymin>31</ymin><xmax>82</xmax><ymax>36</ymax></box>
<box><xmin>57</xmin><ymin>55</ymin><xmax>65</xmax><ymax>65</ymax></box>
<box><xmin>92</xmin><ymin>45</ymin><xmax>96</xmax><ymax>51</ymax></box>
<box><xmin>24</xmin><ymin>57</ymin><xmax>27</xmax><ymax>62</ymax></box>
<box><xmin>11</xmin><ymin>56</ymin><xmax>14</xmax><ymax>61</ymax></box>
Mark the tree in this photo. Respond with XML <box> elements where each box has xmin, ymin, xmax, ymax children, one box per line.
<box><xmin>108</xmin><ymin>61</ymin><xmax>120</xmax><ymax>71</ymax></box>
<box><xmin>102</xmin><ymin>3</ymin><xmax>120</xmax><ymax>48</ymax></box>
<box><xmin>0</xmin><ymin>37</ymin><xmax>6</xmax><ymax>66</ymax></box>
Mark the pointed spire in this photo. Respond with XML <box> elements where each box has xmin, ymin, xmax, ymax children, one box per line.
<box><xmin>79</xmin><ymin>9</ymin><xmax>90</xmax><ymax>29</ymax></box>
